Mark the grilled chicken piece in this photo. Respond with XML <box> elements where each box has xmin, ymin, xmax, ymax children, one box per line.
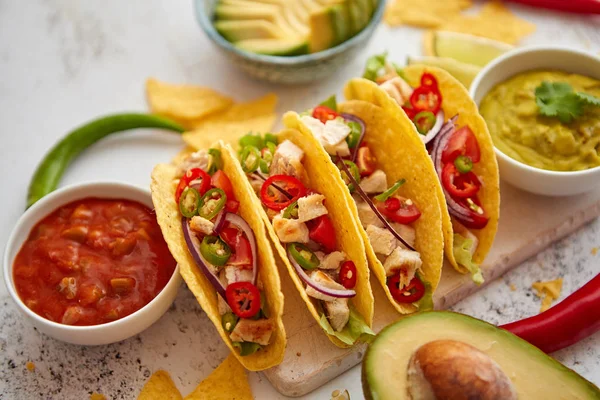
<box><xmin>270</xmin><ymin>140</ymin><xmax>306</xmax><ymax>181</ymax></box>
<box><xmin>359</xmin><ymin>169</ymin><xmax>388</xmax><ymax>194</ymax></box>
<box><xmin>354</xmin><ymin>195</ymin><xmax>384</xmax><ymax>228</ymax></box>
<box><xmin>383</xmin><ymin>247</ymin><xmax>422</xmax><ymax>289</ymax></box>
<box><xmin>297</xmin><ymin>194</ymin><xmax>328</xmax><ymax>222</ymax></box>
<box><xmin>190</xmin><ymin>216</ymin><xmax>214</xmax><ymax>236</ymax></box>
<box><xmin>176</xmin><ymin>150</ymin><xmax>209</xmax><ymax>177</ymax></box>
<box><xmin>305</xmin><ymin>270</ymin><xmax>346</xmax><ymax>302</ymax></box>
<box><xmin>390</xmin><ymin>222</ymin><xmax>416</xmax><ymax>249</ymax></box>
<box><xmin>273</xmin><ymin>213</ymin><xmax>309</xmax><ymax>243</ymax></box>
<box><xmin>229</xmin><ymin>318</ymin><xmax>274</xmax><ymax>346</ymax></box>
<box><xmin>224</xmin><ymin>265</ymin><xmax>253</xmax><ymax>284</ymax></box>
<box><xmin>301</xmin><ymin>116</ymin><xmax>351</xmax><ymax>157</ymax></box>
<box><xmin>366</xmin><ymin>225</ymin><xmax>397</xmax><ymax>256</ymax></box>
<box><xmin>380</xmin><ymin>77</ymin><xmax>414</xmax><ymax>105</ymax></box>
<box><xmin>324</xmin><ymin>298</ymin><xmax>350</xmax><ymax>332</ymax></box>
<box><xmin>317</xmin><ymin>251</ymin><xmax>346</xmax><ymax>270</ymax></box>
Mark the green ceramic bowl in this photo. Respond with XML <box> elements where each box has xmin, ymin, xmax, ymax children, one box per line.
<box><xmin>194</xmin><ymin>0</ymin><xmax>385</xmax><ymax>84</ymax></box>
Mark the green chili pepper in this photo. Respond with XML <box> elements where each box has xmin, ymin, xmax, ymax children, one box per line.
<box><xmin>337</xmin><ymin>160</ymin><xmax>361</xmax><ymax>192</ymax></box>
<box><xmin>454</xmin><ymin>155</ymin><xmax>473</xmax><ymax>174</ymax></box>
<box><xmin>264</xmin><ymin>133</ymin><xmax>278</xmax><ymax>145</ymax></box>
<box><xmin>288</xmin><ymin>243</ymin><xmax>320</xmax><ymax>270</ymax></box>
<box><xmin>374</xmin><ymin>179</ymin><xmax>406</xmax><ymax>202</ymax></box>
<box><xmin>239</xmin><ymin>132</ymin><xmax>264</xmax><ymax>149</ymax></box>
<box><xmin>232</xmin><ymin>341</ymin><xmax>261</xmax><ymax>356</ymax></box>
<box><xmin>346</xmin><ymin>121</ymin><xmax>362</xmax><ymax>149</ymax></box>
<box><xmin>282</xmin><ymin>201</ymin><xmax>299</xmax><ymax>219</ymax></box>
<box><xmin>199</xmin><ymin>188</ymin><xmax>227</xmax><ymax>220</ymax></box>
<box><xmin>207</xmin><ymin>148</ymin><xmax>223</xmax><ymax>175</ymax></box>
<box><xmin>259</xmin><ymin>290</ymin><xmax>269</xmax><ymax>318</ymax></box>
<box><xmin>221</xmin><ymin>312</ymin><xmax>239</xmax><ymax>333</ymax></box>
<box><xmin>258</xmin><ymin>142</ymin><xmax>276</xmax><ymax>173</ymax></box>
<box><xmin>178</xmin><ymin>187</ymin><xmax>201</xmax><ymax>218</ymax></box>
<box><xmin>240</xmin><ymin>146</ymin><xmax>261</xmax><ymax>173</ymax></box>
<box><xmin>319</xmin><ymin>95</ymin><xmax>337</xmax><ymax>111</ymax></box>
<box><xmin>200</xmin><ymin>235</ymin><xmax>231</xmax><ymax>266</ymax></box>
<box><xmin>26</xmin><ymin>113</ymin><xmax>184</xmax><ymax>209</ymax></box>
<box><xmin>413</xmin><ymin>111</ymin><xmax>436</xmax><ymax>135</ymax></box>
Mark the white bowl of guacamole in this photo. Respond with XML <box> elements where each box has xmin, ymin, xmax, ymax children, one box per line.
<box><xmin>471</xmin><ymin>46</ymin><xmax>600</xmax><ymax>197</ymax></box>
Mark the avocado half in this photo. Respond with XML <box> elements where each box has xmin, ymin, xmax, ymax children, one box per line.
<box><xmin>362</xmin><ymin>311</ymin><xmax>600</xmax><ymax>400</ymax></box>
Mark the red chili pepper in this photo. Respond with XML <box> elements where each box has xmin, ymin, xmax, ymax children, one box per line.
<box><xmin>410</xmin><ymin>85</ymin><xmax>442</xmax><ymax>115</ymax></box>
<box><xmin>420</xmin><ymin>73</ymin><xmax>438</xmax><ymax>88</ymax></box>
<box><xmin>356</xmin><ymin>146</ymin><xmax>377</xmax><ymax>177</ymax></box>
<box><xmin>312</xmin><ymin>105</ymin><xmax>339</xmax><ymax>124</ymax></box>
<box><xmin>500</xmin><ymin>273</ymin><xmax>600</xmax><ymax>353</ymax></box>
<box><xmin>377</xmin><ymin>196</ymin><xmax>421</xmax><ymax>224</ymax></box>
<box><xmin>387</xmin><ymin>275</ymin><xmax>425</xmax><ymax>303</ymax></box>
<box><xmin>402</xmin><ymin>105</ymin><xmax>417</xmax><ymax>120</ymax></box>
<box><xmin>225</xmin><ymin>281</ymin><xmax>261</xmax><ymax>319</ymax></box>
<box><xmin>175</xmin><ymin>168</ymin><xmax>210</xmax><ymax>202</ymax></box>
<box><xmin>260</xmin><ymin>175</ymin><xmax>307</xmax><ymax>211</ymax></box>
<box><xmin>307</xmin><ymin>215</ymin><xmax>337</xmax><ymax>252</ymax></box>
<box><xmin>339</xmin><ymin>261</ymin><xmax>357</xmax><ymax>289</ymax></box>
<box><xmin>442</xmin><ymin>163</ymin><xmax>481</xmax><ymax>198</ymax></box>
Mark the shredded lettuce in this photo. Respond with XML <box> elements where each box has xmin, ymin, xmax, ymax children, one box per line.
<box><xmin>415</xmin><ymin>273</ymin><xmax>434</xmax><ymax>311</ymax></box>
<box><xmin>453</xmin><ymin>234</ymin><xmax>484</xmax><ymax>285</ymax></box>
<box><xmin>319</xmin><ymin>95</ymin><xmax>338</xmax><ymax>111</ymax></box>
<box><xmin>319</xmin><ymin>306</ymin><xmax>375</xmax><ymax>346</ymax></box>
<box><xmin>362</xmin><ymin>51</ymin><xmax>405</xmax><ymax>82</ymax></box>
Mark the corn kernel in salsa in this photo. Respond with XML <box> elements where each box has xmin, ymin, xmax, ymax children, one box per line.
<box><xmin>13</xmin><ymin>198</ymin><xmax>176</xmax><ymax>326</ymax></box>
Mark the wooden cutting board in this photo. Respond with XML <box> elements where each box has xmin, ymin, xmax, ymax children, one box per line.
<box><xmin>262</xmin><ymin>182</ymin><xmax>600</xmax><ymax>397</ymax></box>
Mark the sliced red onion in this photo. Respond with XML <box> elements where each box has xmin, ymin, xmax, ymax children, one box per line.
<box><xmin>340</xmin><ymin>113</ymin><xmax>366</xmax><ymax>162</ymax></box>
<box><xmin>430</xmin><ymin>115</ymin><xmax>477</xmax><ymax>224</ymax></box>
<box><xmin>420</xmin><ymin>110</ymin><xmax>445</xmax><ymax>145</ymax></box>
<box><xmin>224</xmin><ymin>213</ymin><xmax>258</xmax><ymax>285</ymax></box>
<box><xmin>337</xmin><ymin>155</ymin><xmax>416</xmax><ymax>252</ymax></box>
<box><xmin>287</xmin><ymin>248</ymin><xmax>356</xmax><ymax>299</ymax></box>
<box><xmin>181</xmin><ymin>217</ymin><xmax>227</xmax><ymax>299</ymax></box>
<box><xmin>213</xmin><ymin>209</ymin><xmax>227</xmax><ymax>234</ymax></box>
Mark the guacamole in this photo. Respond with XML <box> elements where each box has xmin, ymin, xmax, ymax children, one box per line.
<box><xmin>480</xmin><ymin>70</ymin><xmax>600</xmax><ymax>171</ymax></box>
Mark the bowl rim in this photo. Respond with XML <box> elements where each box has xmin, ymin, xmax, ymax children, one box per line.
<box><xmin>193</xmin><ymin>0</ymin><xmax>386</xmax><ymax>64</ymax></box>
<box><xmin>469</xmin><ymin>45</ymin><xmax>600</xmax><ymax>178</ymax></box>
<box><xmin>3</xmin><ymin>181</ymin><xmax>181</xmax><ymax>333</ymax></box>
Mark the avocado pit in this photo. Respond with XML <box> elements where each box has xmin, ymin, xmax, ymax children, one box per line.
<box><xmin>407</xmin><ymin>340</ymin><xmax>517</xmax><ymax>400</ymax></box>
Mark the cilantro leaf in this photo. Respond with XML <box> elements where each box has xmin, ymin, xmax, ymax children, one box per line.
<box><xmin>576</xmin><ymin>92</ymin><xmax>600</xmax><ymax>107</ymax></box>
<box><xmin>535</xmin><ymin>81</ymin><xmax>584</xmax><ymax>124</ymax></box>
<box><xmin>363</xmin><ymin>52</ymin><xmax>389</xmax><ymax>82</ymax></box>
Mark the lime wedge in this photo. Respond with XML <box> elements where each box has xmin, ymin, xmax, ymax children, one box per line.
<box><xmin>423</xmin><ymin>31</ymin><xmax>513</xmax><ymax>67</ymax></box>
<box><xmin>406</xmin><ymin>56</ymin><xmax>481</xmax><ymax>88</ymax></box>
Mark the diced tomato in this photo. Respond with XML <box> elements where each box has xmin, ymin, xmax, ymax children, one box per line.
<box><xmin>211</xmin><ymin>170</ymin><xmax>236</xmax><ymax>201</ymax></box>
<box><xmin>442</xmin><ymin>126</ymin><xmax>481</xmax><ymax>164</ymax></box>
<box><xmin>377</xmin><ymin>196</ymin><xmax>421</xmax><ymax>224</ymax></box>
<box><xmin>356</xmin><ymin>145</ymin><xmax>377</xmax><ymax>177</ymax></box>
<box><xmin>220</xmin><ymin>225</ymin><xmax>253</xmax><ymax>267</ymax></box>
<box><xmin>225</xmin><ymin>199</ymin><xmax>240</xmax><ymax>213</ymax></box>
<box><xmin>442</xmin><ymin>163</ymin><xmax>481</xmax><ymax>199</ymax></box>
<box><xmin>307</xmin><ymin>215</ymin><xmax>337</xmax><ymax>252</ymax></box>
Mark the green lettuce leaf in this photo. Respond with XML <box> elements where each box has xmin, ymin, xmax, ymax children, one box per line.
<box><xmin>415</xmin><ymin>273</ymin><xmax>434</xmax><ymax>311</ymax></box>
<box><xmin>319</xmin><ymin>95</ymin><xmax>338</xmax><ymax>111</ymax></box>
<box><xmin>319</xmin><ymin>305</ymin><xmax>375</xmax><ymax>346</ymax></box>
<box><xmin>453</xmin><ymin>233</ymin><xmax>484</xmax><ymax>285</ymax></box>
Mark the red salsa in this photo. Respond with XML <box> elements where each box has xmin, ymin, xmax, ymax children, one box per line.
<box><xmin>13</xmin><ymin>198</ymin><xmax>176</xmax><ymax>326</ymax></box>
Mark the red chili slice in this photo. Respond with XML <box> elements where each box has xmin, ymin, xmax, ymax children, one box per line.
<box><xmin>409</xmin><ymin>85</ymin><xmax>442</xmax><ymax>115</ymax></box>
<box><xmin>339</xmin><ymin>261</ymin><xmax>357</xmax><ymax>289</ymax></box>
<box><xmin>387</xmin><ymin>275</ymin><xmax>425</xmax><ymax>303</ymax></box>
<box><xmin>312</xmin><ymin>105</ymin><xmax>339</xmax><ymax>124</ymax></box>
<box><xmin>420</xmin><ymin>73</ymin><xmax>438</xmax><ymax>88</ymax></box>
<box><xmin>175</xmin><ymin>168</ymin><xmax>211</xmax><ymax>203</ymax></box>
<box><xmin>455</xmin><ymin>195</ymin><xmax>490</xmax><ymax>230</ymax></box>
<box><xmin>260</xmin><ymin>175</ymin><xmax>307</xmax><ymax>211</ymax></box>
<box><xmin>356</xmin><ymin>145</ymin><xmax>377</xmax><ymax>177</ymax></box>
<box><xmin>442</xmin><ymin>163</ymin><xmax>481</xmax><ymax>199</ymax></box>
<box><xmin>377</xmin><ymin>196</ymin><xmax>421</xmax><ymax>224</ymax></box>
<box><xmin>225</xmin><ymin>281</ymin><xmax>261</xmax><ymax>319</ymax></box>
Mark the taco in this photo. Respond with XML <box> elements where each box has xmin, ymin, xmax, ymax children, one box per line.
<box><xmin>235</xmin><ymin>130</ymin><xmax>375</xmax><ymax>347</ymax></box>
<box><xmin>150</xmin><ymin>141</ymin><xmax>286</xmax><ymax>371</ymax></box>
<box><xmin>283</xmin><ymin>95</ymin><xmax>444</xmax><ymax>314</ymax></box>
<box><xmin>355</xmin><ymin>54</ymin><xmax>500</xmax><ymax>283</ymax></box>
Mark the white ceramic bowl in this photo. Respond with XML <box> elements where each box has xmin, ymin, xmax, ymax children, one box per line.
<box><xmin>470</xmin><ymin>46</ymin><xmax>600</xmax><ymax>197</ymax></box>
<box><xmin>3</xmin><ymin>182</ymin><xmax>182</xmax><ymax>345</ymax></box>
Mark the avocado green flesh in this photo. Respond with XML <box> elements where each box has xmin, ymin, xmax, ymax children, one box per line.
<box><xmin>363</xmin><ymin>312</ymin><xmax>600</xmax><ymax>400</ymax></box>
<box><xmin>214</xmin><ymin>0</ymin><xmax>378</xmax><ymax>55</ymax></box>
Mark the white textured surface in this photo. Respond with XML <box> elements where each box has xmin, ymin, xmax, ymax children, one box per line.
<box><xmin>0</xmin><ymin>1</ymin><xmax>599</xmax><ymax>399</ymax></box>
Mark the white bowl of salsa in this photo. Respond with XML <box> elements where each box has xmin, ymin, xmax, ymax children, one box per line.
<box><xmin>470</xmin><ymin>46</ymin><xmax>600</xmax><ymax>197</ymax></box>
<box><xmin>3</xmin><ymin>182</ymin><xmax>181</xmax><ymax>345</ymax></box>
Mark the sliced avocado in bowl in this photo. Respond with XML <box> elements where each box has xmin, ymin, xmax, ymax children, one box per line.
<box><xmin>214</xmin><ymin>20</ymin><xmax>285</xmax><ymax>42</ymax></box>
<box><xmin>363</xmin><ymin>311</ymin><xmax>600</xmax><ymax>400</ymax></box>
<box><xmin>309</xmin><ymin>2</ymin><xmax>352</xmax><ymax>52</ymax></box>
<box><xmin>235</xmin><ymin>38</ymin><xmax>309</xmax><ymax>56</ymax></box>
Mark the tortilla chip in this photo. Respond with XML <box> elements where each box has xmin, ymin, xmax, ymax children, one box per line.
<box><xmin>137</xmin><ymin>370</ymin><xmax>182</xmax><ymax>400</ymax></box>
<box><xmin>439</xmin><ymin>1</ymin><xmax>535</xmax><ymax>44</ymax></box>
<box><xmin>146</xmin><ymin>78</ymin><xmax>233</xmax><ymax>126</ymax></box>
<box><xmin>150</xmin><ymin>142</ymin><xmax>286</xmax><ymax>371</ymax></box>
<box><xmin>385</xmin><ymin>0</ymin><xmax>472</xmax><ymax>28</ymax></box>
<box><xmin>183</xmin><ymin>94</ymin><xmax>278</xmax><ymax>151</ymax></box>
<box><xmin>269</xmin><ymin>123</ymin><xmax>374</xmax><ymax>346</ymax></box>
<box><xmin>184</xmin><ymin>354</ymin><xmax>252</xmax><ymax>400</ymax></box>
